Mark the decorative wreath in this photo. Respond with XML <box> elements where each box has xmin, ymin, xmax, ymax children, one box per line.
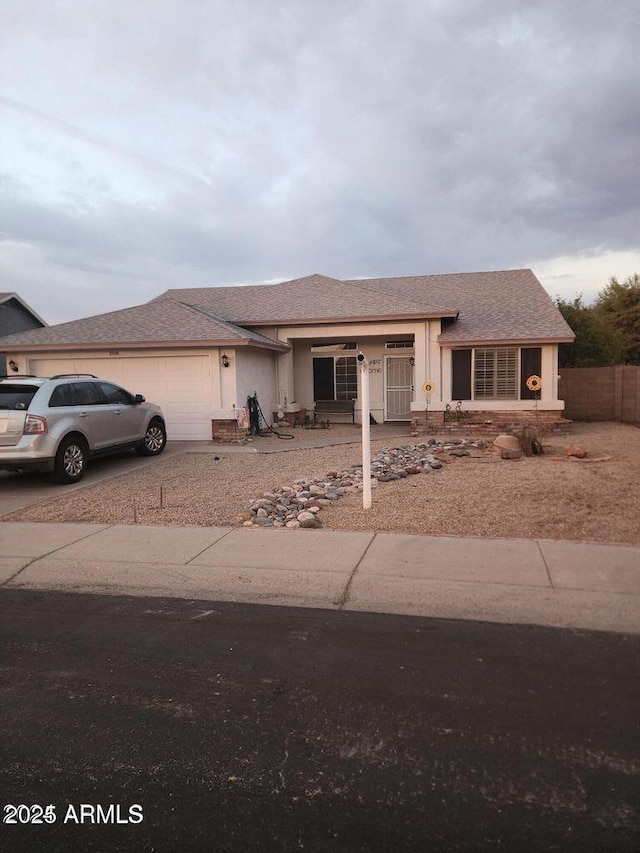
<box><xmin>422</xmin><ymin>380</ymin><xmax>436</xmax><ymax>394</ymax></box>
<box><xmin>526</xmin><ymin>374</ymin><xmax>542</xmax><ymax>392</ymax></box>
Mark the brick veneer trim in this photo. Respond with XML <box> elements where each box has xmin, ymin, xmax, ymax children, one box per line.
<box><xmin>211</xmin><ymin>419</ymin><xmax>250</xmax><ymax>443</ymax></box>
<box><xmin>410</xmin><ymin>410</ymin><xmax>571</xmax><ymax>437</ymax></box>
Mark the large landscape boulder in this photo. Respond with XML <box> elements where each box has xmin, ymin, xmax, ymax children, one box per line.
<box><xmin>493</xmin><ymin>434</ymin><xmax>521</xmax><ymax>452</ymax></box>
<box><xmin>501</xmin><ymin>449</ymin><xmax>523</xmax><ymax>460</ymax></box>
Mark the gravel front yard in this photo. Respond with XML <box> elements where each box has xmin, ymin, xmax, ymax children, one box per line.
<box><xmin>4</xmin><ymin>422</ymin><xmax>640</xmax><ymax>545</ymax></box>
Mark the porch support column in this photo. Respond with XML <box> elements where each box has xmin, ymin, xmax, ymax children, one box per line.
<box><xmin>413</xmin><ymin>322</ymin><xmax>428</xmax><ymax>402</ymax></box>
<box><xmin>540</xmin><ymin>344</ymin><xmax>556</xmax><ymax>403</ymax></box>
<box><xmin>276</xmin><ymin>341</ymin><xmax>295</xmax><ymax>409</ymax></box>
<box><xmin>429</xmin><ymin>320</ymin><xmax>444</xmax><ymax>405</ymax></box>
<box><xmin>440</xmin><ymin>349</ymin><xmax>452</xmax><ymax>406</ymax></box>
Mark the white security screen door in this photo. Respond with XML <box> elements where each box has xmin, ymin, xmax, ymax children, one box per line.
<box><xmin>385</xmin><ymin>356</ymin><xmax>413</xmax><ymax>420</ymax></box>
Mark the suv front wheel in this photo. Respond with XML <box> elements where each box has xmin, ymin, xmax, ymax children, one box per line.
<box><xmin>136</xmin><ymin>418</ymin><xmax>167</xmax><ymax>457</ymax></box>
<box><xmin>53</xmin><ymin>436</ymin><xmax>89</xmax><ymax>484</ymax></box>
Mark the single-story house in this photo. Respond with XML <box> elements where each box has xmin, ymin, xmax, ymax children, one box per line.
<box><xmin>0</xmin><ymin>292</ymin><xmax>47</xmax><ymax>376</ymax></box>
<box><xmin>0</xmin><ymin>270</ymin><xmax>574</xmax><ymax>440</ymax></box>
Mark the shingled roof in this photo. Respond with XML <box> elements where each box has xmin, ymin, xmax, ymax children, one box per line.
<box><xmin>342</xmin><ymin>269</ymin><xmax>575</xmax><ymax>343</ymax></box>
<box><xmin>0</xmin><ymin>298</ymin><xmax>288</xmax><ymax>351</ymax></box>
<box><xmin>0</xmin><ymin>269</ymin><xmax>573</xmax><ymax>350</ymax></box>
<box><xmin>152</xmin><ymin>274</ymin><xmax>459</xmax><ymax>325</ymax></box>
<box><xmin>153</xmin><ymin>269</ymin><xmax>573</xmax><ymax>343</ymax></box>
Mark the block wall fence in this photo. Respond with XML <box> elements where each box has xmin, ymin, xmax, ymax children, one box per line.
<box><xmin>559</xmin><ymin>366</ymin><xmax>640</xmax><ymax>423</ymax></box>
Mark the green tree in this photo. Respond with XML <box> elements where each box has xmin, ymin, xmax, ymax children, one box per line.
<box><xmin>555</xmin><ymin>296</ymin><xmax>625</xmax><ymax>368</ymax></box>
<box><xmin>594</xmin><ymin>273</ymin><xmax>640</xmax><ymax>364</ymax></box>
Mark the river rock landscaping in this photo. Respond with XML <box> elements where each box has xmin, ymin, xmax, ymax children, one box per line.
<box><xmin>236</xmin><ymin>439</ymin><xmax>485</xmax><ymax>528</ymax></box>
<box><xmin>4</xmin><ymin>423</ymin><xmax>639</xmax><ymax>545</ymax></box>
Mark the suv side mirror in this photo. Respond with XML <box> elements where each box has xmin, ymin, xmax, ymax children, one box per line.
<box><xmin>134</xmin><ymin>394</ymin><xmax>145</xmax><ymax>404</ymax></box>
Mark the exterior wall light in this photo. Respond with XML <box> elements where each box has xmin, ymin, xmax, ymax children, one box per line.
<box><xmin>8</xmin><ymin>360</ymin><xmax>19</xmax><ymax>372</ymax></box>
<box><xmin>221</xmin><ymin>353</ymin><xmax>230</xmax><ymax>368</ymax></box>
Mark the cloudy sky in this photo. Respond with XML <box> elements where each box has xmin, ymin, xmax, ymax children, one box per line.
<box><xmin>1</xmin><ymin>0</ymin><xmax>639</xmax><ymax>325</ymax></box>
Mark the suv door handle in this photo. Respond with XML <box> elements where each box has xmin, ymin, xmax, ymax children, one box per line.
<box><xmin>114</xmin><ymin>409</ymin><xmax>122</xmax><ymax>416</ymax></box>
<box><xmin>78</xmin><ymin>412</ymin><xmax>88</xmax><ymax>418</ymax></box>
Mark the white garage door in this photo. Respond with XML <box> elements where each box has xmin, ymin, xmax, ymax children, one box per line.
<box><xmin>30</xmin><ymin>355</ymin><xmax>213</xmax><ymax>440</ymax></box>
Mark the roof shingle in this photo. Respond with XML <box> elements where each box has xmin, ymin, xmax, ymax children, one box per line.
<box><xmin>342</xmin><ymin>269</ymin><xmax>574</xmax><ymax>342</ymax></box>
<box><xmin>154</xmin><ymin>269</ymin><xmax>573</xmax><ymax>342</ymax></box>
<box><xmin>153</xmin><ymin>273</ymin><xmax>459</xmax><ymax>325</ymax></box>
<box><xmin>0</xmin><ymin>269</ymin><xmax>574</xmax><ymax>349</ymax></box>
<box><xmin>0</xmin><ymin>298</ymin><xmax>288</xmax><ymax>350</ymax></box>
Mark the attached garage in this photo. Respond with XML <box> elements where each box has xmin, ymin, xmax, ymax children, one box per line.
<box><xmin>0</xmin><ymin>290</ymin><xmax>355</xmax><ymax>443</ymax></box>
<box><xmin>29</xmin><ymin>354</ymin><xmax>215</xmax><ymax>441</ymax></box>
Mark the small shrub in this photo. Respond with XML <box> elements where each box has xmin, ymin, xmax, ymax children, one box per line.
<box><xmin>514</xmin><ymin>426</ymin><xmax>544</xmax><ymax>456</ymax></box>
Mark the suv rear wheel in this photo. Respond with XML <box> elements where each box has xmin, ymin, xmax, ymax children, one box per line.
<box><xmin>136</xmin><ymin>418</ymin><xmax>167</xmax><ymax>457</ymax></box>
<box><xmin>53</xmin><ymin>436</ymin><xmax>89</xmax><ymax>484</ymax></box>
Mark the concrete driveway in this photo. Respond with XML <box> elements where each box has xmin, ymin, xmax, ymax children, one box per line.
<box><xmin>0</xmin><ymin>441</ymin><xmax>191</xmax><ymax>517</ymax></box>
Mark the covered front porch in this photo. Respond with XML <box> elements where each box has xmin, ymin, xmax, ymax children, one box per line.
<box><xmin>273</xmin><ymin>321</ymin><xmax>435</xmax><ymax>425</ymax></box>
<box><xmin>271</xmin><ymin>321</ymin><xmax>568</xmax><ymax>434</ymax></box>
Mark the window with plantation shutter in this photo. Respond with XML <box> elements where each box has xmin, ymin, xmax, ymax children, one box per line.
<box><xmin>473</xmin><ymin>347</ymin><xmax>518</xmax><ymax>399</ymax></box>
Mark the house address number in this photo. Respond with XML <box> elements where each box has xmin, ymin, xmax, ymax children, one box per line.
<box><xmin>109</xmin><ymin>350</ymin><xmax>120</xmax><ymax>356</ymax></box>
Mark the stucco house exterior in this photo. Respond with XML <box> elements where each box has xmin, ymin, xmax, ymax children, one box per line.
<box><xmin>0</xmin><ymin>292</ymin><xmax>47</xmax><ymax>377</ymax></box>
<box><xmin>0</xmin><ymin>270</ymin><xmax>574</xmax><ymax>441</ymax></box>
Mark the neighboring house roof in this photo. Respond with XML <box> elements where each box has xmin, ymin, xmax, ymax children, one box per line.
<box><xmin>0</xmin><ymin>298</ymin><xmax>289</xmax><ymax>351</ymax></box>
<box><xmin>152</xmin><ymin>274</ymin><xmax>460</xmax><ymax>325</ymax></box>
<box><xmin>0</xmin><ymin>292</ymin><xmax>48</xmax><ymax>327</ymax></box>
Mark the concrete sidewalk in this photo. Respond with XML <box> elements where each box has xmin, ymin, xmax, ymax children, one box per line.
<box><xmin>1</xmin><ymin>522</ymin><xmax>638</xmax><ymax>633</ymax></box>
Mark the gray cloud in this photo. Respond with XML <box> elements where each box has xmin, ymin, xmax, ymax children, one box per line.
<box><xmin>0</xmin><ymin>0</ymin><xmax>638</xmax><ymax>323</ymax></box>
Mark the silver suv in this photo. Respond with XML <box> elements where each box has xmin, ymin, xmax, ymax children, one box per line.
<box><xmin>0</xmin><ymin>374</ymin><xmax>167</xmax><ymax>484</ymax></box>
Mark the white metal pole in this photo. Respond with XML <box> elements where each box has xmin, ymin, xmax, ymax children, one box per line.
<box><xmin>358</xmin><ymin>353</ymin><xmax>371</xmax><ymax>510</ymax></box>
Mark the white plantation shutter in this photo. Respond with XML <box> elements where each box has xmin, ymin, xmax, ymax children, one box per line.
<box><xmin>474</xmin><ymin>347</ymin><xmax>518</xmax><ymax>399</ymax></box>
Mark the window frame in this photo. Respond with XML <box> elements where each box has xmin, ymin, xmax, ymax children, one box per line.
<box><xmin>0</xmin><ymin>384</ymin><xmax>40</xmax><ymax>411</ymax></box>
<box><xmin>472</xmin><ymin>346</ymin><xmax>520</xmax><ymax>401</ymax></box>
<box><xmin>385</xmin><ymin>340</ymin><xmax>414</xmax><ymax>350</ymax></box>
<box><xmin>312</xmin><ymin>354</ymin><xmax>358</xmax><ymax>401</ymax></box>
<box><xmin>97</xmin><ymin>381</ymin><xmax>135</xmax><ymax>405</ymax></box>
<box><xmin>310</xmin><ymin>341</ymin><xmax>357</xmax><ymax>353</ymax></box>
<box><xmin>451</xmin><ymin>346</ymin><xmax>526</xmax><ymax>401</ymax></box>
<box><xmin>70</xmin><ymin>381</ymin><xmax>107</xmax><ymax>406</ymax></box>
<box><xmin>49</xmin><ymin>383</ymin><xmax>80</xmax><ymax>408</ymax></box>
<box><xmin>334</xmin><ymin>355</ymin><xmax>358</xmax><ymax>401</ymax></box>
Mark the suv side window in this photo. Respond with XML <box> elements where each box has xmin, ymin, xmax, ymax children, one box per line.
<box><xmin>71</xmin><ymin>382</ymin><xmax>105</xmax><ymax>406</ymax></box>
<box><xmin>49</xmin><ymin>384</ymin><xmax>80</xmax><ymax>407</ymax></box>
<box><xmin>98</xmin><ymin>382</ymin><xmax>133</xmax><ymax>405</ymax></box>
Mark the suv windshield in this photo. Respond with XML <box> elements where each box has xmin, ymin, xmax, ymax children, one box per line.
<box><xmin>0</xmin><ymin>385</ymin><xmax>40</xmax><ymax>410</ymax></box>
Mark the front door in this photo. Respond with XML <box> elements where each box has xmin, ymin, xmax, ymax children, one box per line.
<box><xmin>385</xmin><ymin>356</ymin><xmax>413</xmax><ymax>420</ymax></box>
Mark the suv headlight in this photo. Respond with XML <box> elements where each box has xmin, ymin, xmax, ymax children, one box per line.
<box><xmin>24</xmin><ymin>415</ymin><xmax>48</xmax><ymax>435</ymax></box>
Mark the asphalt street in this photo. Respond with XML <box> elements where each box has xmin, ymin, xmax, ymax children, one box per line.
<box><xmin>1</xmin><ymin>589</ymin><xmax>638</xmax><ymax>853</ymax></box>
